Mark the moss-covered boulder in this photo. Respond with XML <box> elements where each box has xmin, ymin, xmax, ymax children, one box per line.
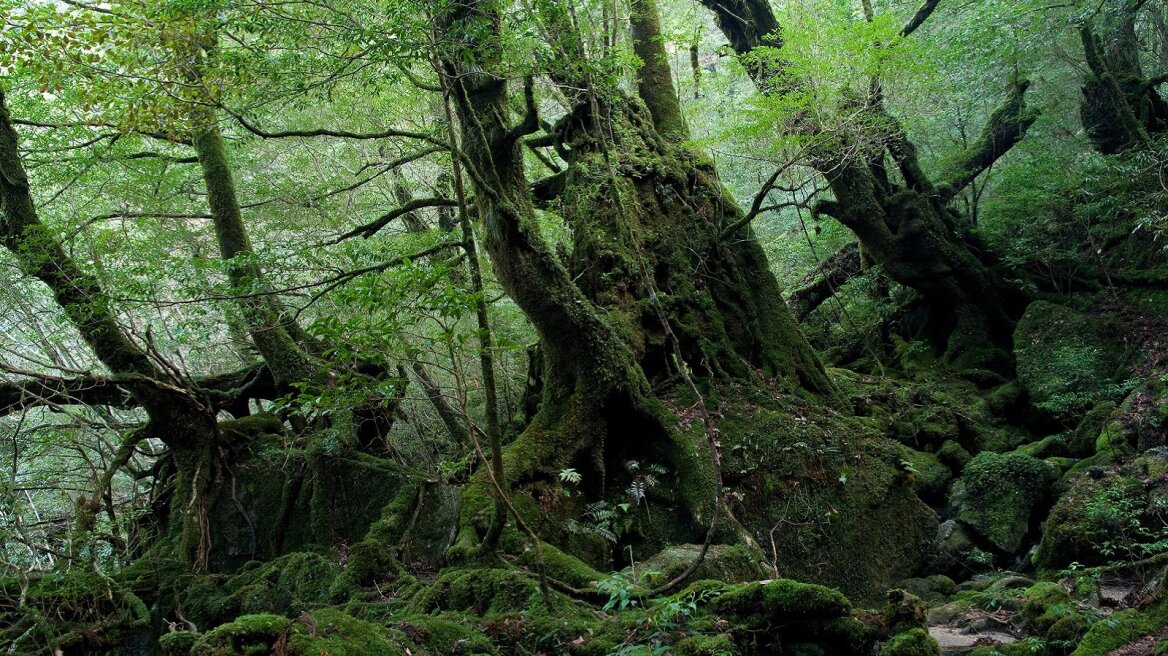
<box><xmin>896</xmin><ymin>446</ymin><xmax>953</xmax><ymax>506</ymax></box>
<box><xmin>1036</xmin><ymin>447</ymin><xmax>1168</xmax><ymax>571</ymax></box>
<box><xmin>956</xmin><ymin>452</ymin><xmax>1058</xmax><ymax>554</ymax></box>
<box><xmin>1018</xmin><ymin>581</ymin><xmax>1076</xmax><ymax>635</ymax></box>
<box><xmin>182</xmin><ymin>610</ymin><xmax>417</xmax><ymax>656</ymax></box>
<box><xmin>408</xmin><ymin>566</ymin><xmax>553</xmax><ymax>615</ymax></box>
<box><xmin>638</xmin><ymin>543</ymin><xmax>770</xmax><ymax>584</ymax></box>
<box><xmin>894</xmin><ymin>575</ymin><xmax>956</xmax><ymax>604</ymax></box>
<box><xmin>881</xmin><ymin>628</ymin><xmax>940</xmax><ymax>656</ymax></box>
<box><xmin>1071</xmin><ymin>603</ymin><xmax>1168</xmax><ymax>656</ymax></box>
<box><xmin>1014</xmin><ymin>301</ymin><xmax>1130</xmax><ymax>422</ymax></box>
<box><xmin>204</xmin><ymin>438</ymin><xmax>421</xmax><ymax>573</ymax></box>
<box><xmin>709</xmin><ymin>579</ymin><xmax>877</xmax><ymax>653</ymax></box>
<box><xmin>715</xmin><ymin>383</ymin><xmax>939</xmax><ymax>602</ymax></box>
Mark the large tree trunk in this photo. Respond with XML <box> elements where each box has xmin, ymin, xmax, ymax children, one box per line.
<box><xmin>0</xmin><ymin>87</ymin><xmax>222</xmax><ymax>569</ymax></box>
<box><xmin>439</xmin><ymin>0</ymin><xmax>845</xmax><ymax>567</ymax></box>
<box><xmin>699</xmin><ymin>0</ymin><xmax>1035</xmax><ymax>370</ymax></box>
<box><xmin>438</xmin><ymin>2</ymin><xmax>742</xmax><ymax>561</ymax></box>
<box><xmin>553</xmin><ymin>95</ymin><xmax>839</xmax><ymax>397</ymax></box>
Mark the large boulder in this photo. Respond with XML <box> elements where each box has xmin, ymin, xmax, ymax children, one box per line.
<box><xmin>1013</xmin><ymin>301</ymin><xmax>1130</xmax><ymax>422</ymax></box>
<box><xmin>1036</xmin><ymin>447</ymin><xmax>1168</xmax><ymax>571</ymax></box>
<box><xmin>956</xmin><ymin>452</ymin><xmax>1059</xmax><ymax>554</ymax></box>
<box><xmin>714</xmin><ymin>384</ymin><xmax>939</xmax><ymax>603</ymax></box>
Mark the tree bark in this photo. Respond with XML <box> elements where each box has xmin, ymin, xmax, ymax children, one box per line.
<box><xmin>438</xmin><ymin>1</ymin><xmax>728</xmax><ymax>557</ymax></box>
<box><xmin>1079</xmin><ymin>2</ymin><xmax>1168</xmax><ymax>154</ymax></box>
<box><xmin>789</xmin><ymin>243</ymin><xmax>862</xmax><ymax>321</ymax></box>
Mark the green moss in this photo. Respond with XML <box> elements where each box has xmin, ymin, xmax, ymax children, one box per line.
<box><xmin>342</xmin><ymin>541</ymin><xmax>406</xmax><ymax>587</ymax></box>
<box><xmin>937</xmin><ymin>440</ymin><xmax>973</xmax><ymax>471</ymax></box>
<box><xmin>1036</xmin><ymin>465</ymin><xmax>1154</xmax><ymax>571</ymax></box>
<box><xmin>520</xmin><ymin>542</ymin><xmax>604</xmax><ymax>588</ymax></box>
<box><xmin>713</xmin><ymin>383</ymin><xmax>938</xmax><ymax>602</ymax></box>
<box><xmin>218</xmin><ymin>414</ymin><xmax>285</xmax><ymax>443</ymax></box>
<box><xmin>713</xmin><ymin>579</ymin><xmax>851</xmax><ymax>626</ymax></box>
<box><xmin>286</xmin><ymin>608</ymin><xmax>409</xmax><ymax>655</ymax></box>
<box><xmin>1047</xmin><ymin>614</ymin><xmax>1088</xmax><ymax>647</ymax></box>
<box><xmin>1014</xmin><ymin>301</ymin><xmax>1129</xmax><ymax>421</ymax></box>
<box><xmin>0</xmin><ymin>571</ymin><xmax>152</xmax><ymax>653</ymax></box>
<box><xmin>638</xmin><ymin>543</ymin><xmax>770</xmax><ymax>584</ymax></box>
<box><xmin>986</xmin><ymin>381</ymin><xmax>1026</xmax><ymax>417</ymax></box>
<box><xmin>393</xmin><ymin>613</ymin><xmax>495</xmax><ymax>654</ymax></box>
<box><xmin>894</xmin><ymin>576</ymin><xmax>955</xmax><ymax>603</ymax></box>
<box><xmin>1019</xmin><ymin>582</ymin><xmax>1075</xmax><ymax>634</ymax></box>
<box><xmin>880</xmin><ymin>628</ymin><xmax>940</xmax><ymax>656</ymax></box>
<box><xmin>190</xmin><ymin>613</ymin><xmax>290</xmax><ymax>656</ymax></box>
<box><xmin>896</xmin><ymin>446</ymin><xmax>952</xmax><ymax>504</ymax></box>
<box><xmin>1072</xmin><ymin>605</ymin><xmax>1168</xmax><ymax>656</ymax></box>
<box><xmin>159</xmin><ymin>630</ymin><xmax>199</xmax><ymax>655</ymax></box>
<box><xmin>673</xmin><ymin>633</ymin><xmax>735</xmax><ymax>655</ymax></box>
<box><xmin>409</xmin><ymin>566</ymin><xmax>551</xmax><ymax>615</ymax></box>
<box><xmin>956</xmin><ymin>452</ymin><xmax>1058</xmax><ymax>553</ymax></box>
<box><xmin>182</xmin><ymin>551</ymin><xmax>360</xmax><ymax>629</ymax></box>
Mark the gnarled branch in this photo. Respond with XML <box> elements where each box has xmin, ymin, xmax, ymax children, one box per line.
<box><xmin>938</xmin><ymin>78</ymin><xmax>1039</xmax><ymax>202</ymax></box>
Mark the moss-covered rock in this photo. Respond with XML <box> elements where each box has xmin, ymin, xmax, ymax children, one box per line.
<box><xmin>713</xmin><ymin>383</ymin><xmax>939</xmax><ymax>602</ymax></box>
<box><xmin>936</xmin><ymin>440</ymin><xmax>973</xmax><ymax>472</ymax></box>
<box><xmin>1014</xmin><ymin>301</ymin><xmax>1130</xmax><ymax>422</ymax></box>
<box><xmin>638</xmin><ymin>543</ymin><xmax>770</xmax><ymax>585</ymax></box>
<box><xmin>929</xmin><ymin>519</ymin><xmax>995</xmax><ymax>576</ymax></box>
<box><xmin>159</xmin><ymin>630</ymin><xmax>200</xmax><ymax>655</ymax></box>
<box><xmin>956</xmin><ymin>452</ymin><xmax>1058</xmax><ymax>554</ymax></box>
<box><xmin>408</xmin><ymin>566</ymin><xmax>552</xmax><ymax>615</ymax></box>
<box><xmin>672</xmin><ymin>633</ymin><xmax>736</xmax><ymax>655</ymax></box>
<box><xmin>1018</xmin><ymin>581</ymin><xmax>1076</xmax><ymax>634</ymax></box>
<box><xmin>204</xmin><ymin>439</ymin><xmax>419</xmax><ymax>573</ymax></box>
<box><xmin>880</xmin><ymin>628</ymin><xmax>940</xmax><ymax>656</ymax></box>
<box><xmin>896</xmin><ymin>446</ymin><xmax>953</xmax><ymax>505</ymax></box>
<box><xmin>1071</xmin><ymin>604</ymin><xmax>1168</xmax><ymax>656</ymax></box>
<box><xmin>713</xmin><ymin>579</ymin><xmax>852</xmax><ymax>624</ymax></box>
<box><xmin>182</xmin><ymin>551</ymin><xmax>359</xmax><ymax>628</ymax></box>
<box><xmin>710</xmin><ymin>579</ymin><xmax>876</xmax><ymax>653</ymax></box>
<box><xmin>1036</xmin><ymin>448</ymin><xmax>1168</xmax><ymax>571</ymax></box>
<box><xmin>189</xmin><ymin>613</ymin><xmax>290</xmax><ymax>656</ymax></box>
<box><xmin>894</xmin><ymin>575</ymin><xmax>956</xmax><ymax>604</ymax></box>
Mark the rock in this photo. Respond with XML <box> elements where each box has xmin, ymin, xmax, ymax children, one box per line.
<box><xmin>955</xmin><ymin>452</ymin><xmax>1058</xmax><ymax>554</ymax></box>
<box><xmin>897</xmin><ymin>446</ymin><xmax>954</xmax><ymax>506</ymax></box>
<box><xmin>1013</xmin><ymin>301</ymin><xmax>1129</xmax><ymax>422</ymax></box>
<box><xmin>1036</xmin><ymin>447</ymin><xmax>1168</xmax><ymax>571</ymax></box>
<box><xmin>881</xmin><ymin>628</ymin><xmax>941</xmax><ymax>656</ymax></box>
<box><xmin>638</xmin><ymin>544</ymin><xmax>770</xmax><ymax>584</ymax></box>
<box><xmin>895</xmin><ymin>575</ymin><xmax>957</xmax><ymax>603</ymax></box>
<box><xmin>930</xmin><ymin>520</ymin><xmax>994</xmax><ymax>575</ymax></box>
<box><xmin>927</xmin><ymin>626</ymin><xmax>1016</xmax><ymax>653</ymax></box>
<box><xmin>937</xmin><ymin>440</ymin><xmax>973</xmax><ymax>472</ymax></box>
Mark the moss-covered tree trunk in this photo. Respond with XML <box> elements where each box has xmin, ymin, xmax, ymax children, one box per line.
<box><xmin>438</xmin><ymin>1</ymin><xmax>739</xmax><ymax>559</ymax></box>
<box><xmin>0</xmin><ymin>87</ymin><xmax>222</xmax><ymax>569</ymax></box>
<box><xmin>1079</xmin><ymin>1</ymin><xmax>1168</xmax><ymax>154</ymax></box>
<box><xmin>438</xmin><ymin>0</ymin><xmax>847</xmax><ymax>566</ymax></box>
<box><xmin>191</xmin><ymin>120</ymin><xmax>323</xmax><ymax>386</ymax></box>
<box><xmin>542</xmin><ymin>0</ymin><xmax>837</xmax><ymax>398</ymax></box>
<box><xmin>700</xmin><ymin>0</ymin><xmax>1036</xmax><ymax>369</ymax></box>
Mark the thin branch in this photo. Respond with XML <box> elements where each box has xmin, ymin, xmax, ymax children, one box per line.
<box><xmin>332</xmin><ymin>197</ymin><xmax>459</xmax><ymax>242</ymax></box>
<box><xmin>220</xmin><ymin>105</ymin><xmax>449</xmax><ymax>149</ymax></box>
